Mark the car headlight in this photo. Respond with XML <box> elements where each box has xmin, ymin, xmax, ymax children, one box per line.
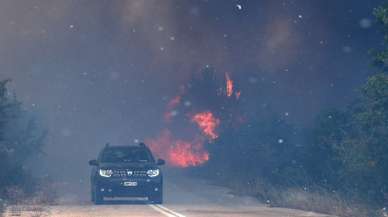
<box><xmin>147</xmin><ymin>169</ymin><xmax>160</xmax><ymax>177</ymax></box>
<box><xmin>99</xmin><ymin>169</ymin><xmax>113</xmax><ymax>177</ymax></box>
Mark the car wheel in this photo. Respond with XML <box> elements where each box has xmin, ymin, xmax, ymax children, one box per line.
<box><xmin>91</xmin><ymin>188</ymin><xmax>95</xmax><ymax>202</ymax></box>
<box><xmin>150</xmin><ymin>191</ymin><xmax>163</xmax><ymax>204</ymax></box>
<box><xmin>92</xmin><ymin>185</ymin><xmax>104</xmax><ymax>205</ymax></box>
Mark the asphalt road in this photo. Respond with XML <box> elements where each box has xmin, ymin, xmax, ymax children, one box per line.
<box><xmin>3</xmin><ymin>170</ymin><xmax>335</xmax><ymax>217</ymax></box>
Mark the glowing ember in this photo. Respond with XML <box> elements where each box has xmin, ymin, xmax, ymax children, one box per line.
<box><xmin>146</xmin><ymin>130</ymin><xmax>209</xmax><ymax>167</ymax></box>
<box><xmin>167</xmin><ymin>95</ymin><xmax>181</xmax><ymax>109</ymax></box>
<box><xmin>236</xmin><ymin>91</ymin><xmax>241</xmax><ymax>100</ymax></box>
<box><xmin>191</xmin><ymin>111</ymin><xmax>220</xmax><ymax>140</ymax></box>
<box><xmin>164</xmin><ymin>95</ymin><xmax>181</xmax><ymax>121</ymax></box>
<box><xmin>225</xmin><ymin>73</ymin><xmax>233</xmax><ymax>97</ymax></box>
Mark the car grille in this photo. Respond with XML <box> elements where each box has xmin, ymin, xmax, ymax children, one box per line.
<box><xmin>112</xmin><ymin>169</ymin><xmax>147</xmax><ymax>178</ymax></box>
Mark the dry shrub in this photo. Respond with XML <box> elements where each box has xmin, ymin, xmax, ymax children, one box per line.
<box><xmin>29</xmin><ymin>181</ymin><xmax>59</xmax><ymax>205</ymax></box>
<box><xmin>3</xmin><ymin>186</ymin><xmax>26</xmax><ymax>204</ymax></box>
<box><xmin>226</xmin><ymin>178</ymin><xmax>385</xmax><ymax>217</ymax></box>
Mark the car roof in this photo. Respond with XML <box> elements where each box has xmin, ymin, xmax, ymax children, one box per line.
<box><xmin>102</xmin><ymin>143</ymin><xmax>149</xmax><ymax>150</ymax></box>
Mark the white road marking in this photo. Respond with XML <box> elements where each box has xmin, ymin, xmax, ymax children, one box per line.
<box><xmin>149</xmin><ymin>205</ymin><xmax>176</xmax><ymax>217</ymax></box>
<box><xmin>157</xmin><ymin>205</ymin><xmax>187</xmax><ymax>217</ymax></box>
<box><xmin>149</xmin><ymin>204</ymin><xmax>186</xmax><ymax>217</ymax></box>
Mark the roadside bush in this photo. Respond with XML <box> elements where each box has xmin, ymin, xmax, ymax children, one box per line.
<box><xmin>0</xmin><ymin>80</ymin><xmax>46</xmax><ymax>203</ymax></box>
<box><xmin>308</xmin><ymin>73</ymin><xmax>388</xmax><ymax>205</ymax></box>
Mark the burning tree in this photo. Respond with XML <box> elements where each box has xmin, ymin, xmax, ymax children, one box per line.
<box><xmin>147</xmin><ymin>67</ymin><xmax>242</xmax><ymax>168</ymax></box>
<box><xmin>146</xmin><ymin>65</ymin><xmax>302</xmax><ymax>187</ymax></box>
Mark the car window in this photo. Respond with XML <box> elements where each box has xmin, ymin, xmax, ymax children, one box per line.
<box><xmin>100</xmin><ymin>147</ymin><xmax>153</xmax><ymax>163</ymax></box>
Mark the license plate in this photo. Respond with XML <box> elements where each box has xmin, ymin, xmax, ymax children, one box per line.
<box><xmin>123</xmin><ymin>181</ymin><xmax>138</xmax><ymax>187</ymax></box>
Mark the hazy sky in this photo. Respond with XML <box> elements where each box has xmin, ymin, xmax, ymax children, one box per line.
<box><xmin>0</xmin><ymin>0</ymin><xmax>384</xmax><ymax>179</ymax></box>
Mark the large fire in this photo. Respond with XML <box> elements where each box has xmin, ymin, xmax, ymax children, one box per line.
<box><xmin>225</xmin><ymin>73</ymin><xmax>234</xmax><ymax>97</ymax></box>
<box><xmin>146</xmin><ymin>130</ymin><xmax>209</xmax><ymax>167</ymax></box>
<box><xmin>191</xmin><ymin>111</ymin><xmax>220</xmax><ymax>140</ymax></box>
<box><xmin>146</xmin><ymin>72</ymin><xmax>240</xmax><ymax>168</ymax></box>
<box><xmin>147</xmin><ymin>111</ymin><xmax>219</xmax><ymax>168</ymax></box>
<box><xmin>169</xmin><ymin>141</ymin><xmax>209</xmax><ymax>167</ymax></box>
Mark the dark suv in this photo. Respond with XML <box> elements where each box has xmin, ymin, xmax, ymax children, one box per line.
<box><xmin>88</xmin><ymin>143</ymin><xmax>165</xmax><ymax>204</ymax></box>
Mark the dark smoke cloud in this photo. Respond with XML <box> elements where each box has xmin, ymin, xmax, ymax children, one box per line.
<box><xmin>0</xmin><ymin>0</ymin><xmax>384</xmax><ymax>180</ymax></box>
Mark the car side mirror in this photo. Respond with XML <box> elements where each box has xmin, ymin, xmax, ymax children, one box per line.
<box><xmin>157</xmin><ymin>159</ymin><xmax>165</xmax><ymax>166</ymax></box>
<box><xmin>89</xmin><ymin>159</ymin><xmax>99</xmax><ymax>166</ymax></box>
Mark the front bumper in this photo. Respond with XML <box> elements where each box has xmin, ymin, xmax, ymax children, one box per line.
<box><xmin>95</xmin><ymin>177</ymin><xmax>162</xmax><ymax>197</ymax></box>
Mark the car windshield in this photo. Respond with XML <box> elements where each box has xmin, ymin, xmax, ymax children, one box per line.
<box><xmin>100</xmin><ymin>147</ymin><xmax>152</xmax><ymax>163</ymax></box>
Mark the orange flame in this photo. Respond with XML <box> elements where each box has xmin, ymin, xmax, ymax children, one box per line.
<box><xmin>191</xmin><ymin>111</ymin><xmax>220</xmax><ymax>140</ymax></box>
<box><xmin>225</xmin><ymin>73</ymin><xmax>233</xmax><ymax>97</ymax></box>
<box><xmin>146</xmin><ymin>130</ymin><xmax>209</xmax><ymax>167</ymax></box>
<box><xmin>169</xmin><ymin>141</ymin><xmax>209</xmax><ymax>167</ymax></box>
